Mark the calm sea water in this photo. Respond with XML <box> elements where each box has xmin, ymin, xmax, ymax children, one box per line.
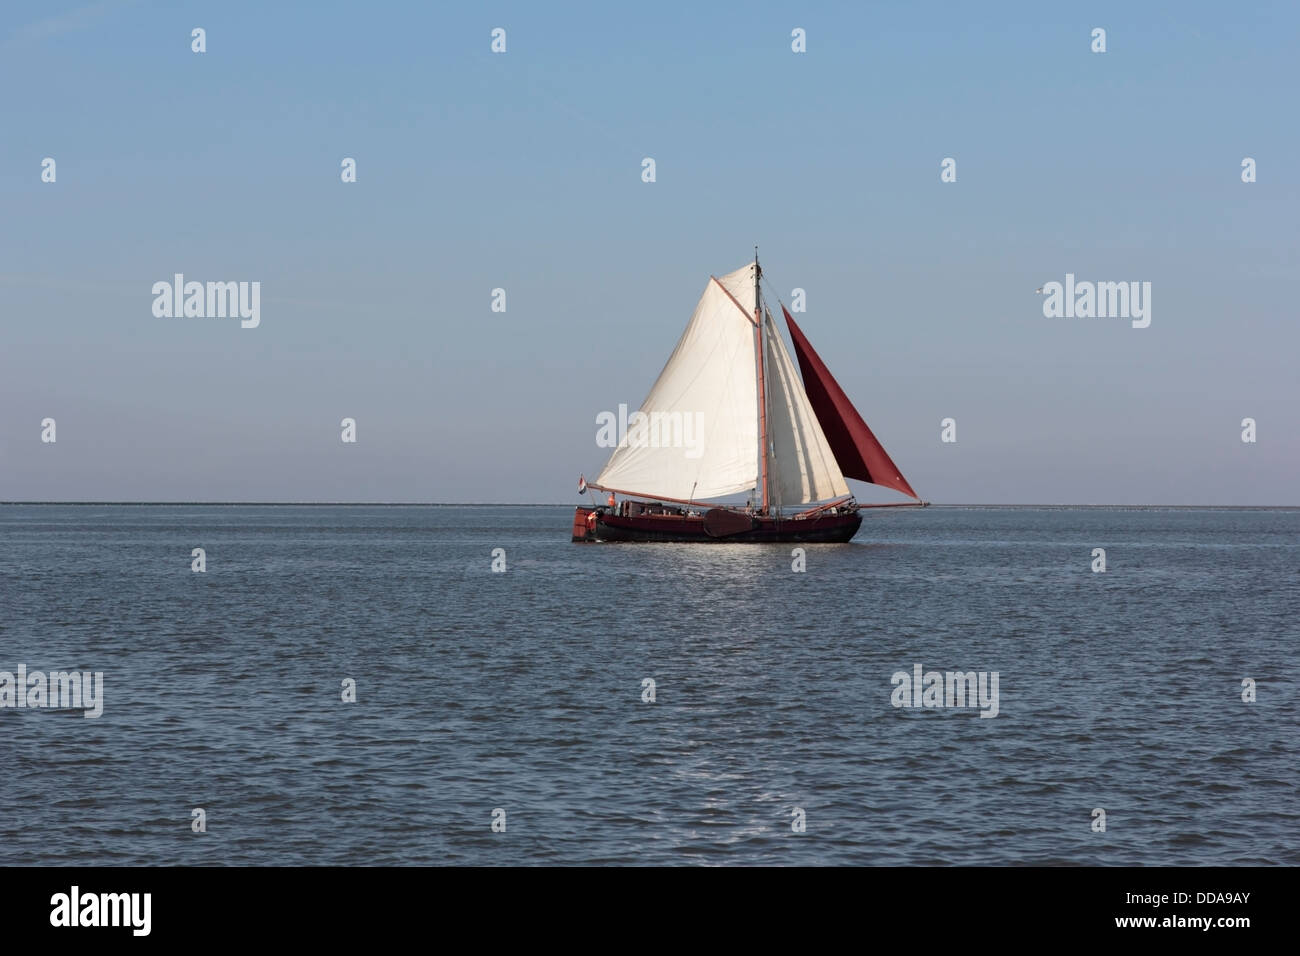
<box><xmin>0</xmin><ymin>504</ymin><xmax>1295</xmax><ymax>866</ymax></box>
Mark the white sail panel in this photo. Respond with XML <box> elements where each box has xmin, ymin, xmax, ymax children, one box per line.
<box><xmin>595</xmin><ymin>264</ymin><xmax>759</xmax><ymax>501</ymax></box>
<box><xmin>764</xmin><ymin>310</ymin><xmax>850</xmax><ymax>505</ymax></box>
<box><xmin>713</xmin><ymin>262</ymin><xmax>757</xmax><ymax>317</ymax></box>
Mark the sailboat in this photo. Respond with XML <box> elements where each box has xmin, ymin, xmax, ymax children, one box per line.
<box><xmin>573</xmin><ymin>254</ymin><xmax>924</xmax><ymax>543</ymax></box>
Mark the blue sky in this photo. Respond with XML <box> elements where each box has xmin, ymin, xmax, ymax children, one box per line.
<box><xmin>1</xmin><ymin>0</ymin><xmax>1296</xmax><ymax>503</ymax></box>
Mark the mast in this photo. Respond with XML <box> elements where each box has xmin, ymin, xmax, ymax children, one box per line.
<box><xmin>754</xmin><ymin>248</ymin><xmax>769</xmax><ymax>514</ymax></box>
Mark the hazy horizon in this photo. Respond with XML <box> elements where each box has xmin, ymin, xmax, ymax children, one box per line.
<box><xmin>3</xmin><ymin>501</ymin><xmax>1297</xmax><ymax>509</ymax></box>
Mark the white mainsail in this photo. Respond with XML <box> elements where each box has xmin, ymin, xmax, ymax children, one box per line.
<box><xmin>594</xmin><ymin>264</ymin><xmax>760</xmax><ymax>501</ymax></box>
<box><xmin>764</xmin><ymin>309</ymin><xmax>850</xmax><ymax>505</ymax></box>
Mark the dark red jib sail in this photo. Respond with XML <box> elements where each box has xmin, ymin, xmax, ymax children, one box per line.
<box><xmin>782</xmin><ymin>305</ymin><xmax>919</xmax><ymax>499</ymax></box>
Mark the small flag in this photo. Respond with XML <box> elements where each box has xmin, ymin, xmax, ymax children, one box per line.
<box><xmin>578</xmin><ymin>475</ymin><xmax>587</xmax><ymax>495</ymax></box>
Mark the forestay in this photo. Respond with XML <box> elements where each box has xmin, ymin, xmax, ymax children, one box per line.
<box><xmin>763</xmin><ymin>309</ymin><xmax>850</xmax><ymax>505</ymax></box>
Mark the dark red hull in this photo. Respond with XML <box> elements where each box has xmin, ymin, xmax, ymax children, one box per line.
<box><xmin>571</xmin><ymin>504</ymin><xmax>861</xmax><ymax>543</ymax></box>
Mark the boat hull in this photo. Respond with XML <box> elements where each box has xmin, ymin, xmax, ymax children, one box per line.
<box><xmin>571</xmin><ymin>505</ymin><xmax>862</xmax><ymax>543</ymax></box>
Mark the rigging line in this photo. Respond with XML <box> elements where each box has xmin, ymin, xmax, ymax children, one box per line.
<box><xmin>761</xmin><ymin>277</ymin><xmax>872</xmax><ymax>503</ymax></box>
<box><xmin>758</xmin><ymin>271</ymin><xmax>803</xmax><ymax>359</ymax></box>
<box><xmin>759</xmin><ymin>269</ymin><xmax>786</xmax><ymax>308</ymax></box>
<box><xmin>761</xmin><ymin>283</ymin><xmax>853</xmax><ymax>503</ymax></box>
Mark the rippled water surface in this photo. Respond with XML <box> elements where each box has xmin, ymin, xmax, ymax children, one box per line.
<box><xmin>1</xmin><ymin>504</ymin><xmax>1296</xmax><ymax>865</ymax></box>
